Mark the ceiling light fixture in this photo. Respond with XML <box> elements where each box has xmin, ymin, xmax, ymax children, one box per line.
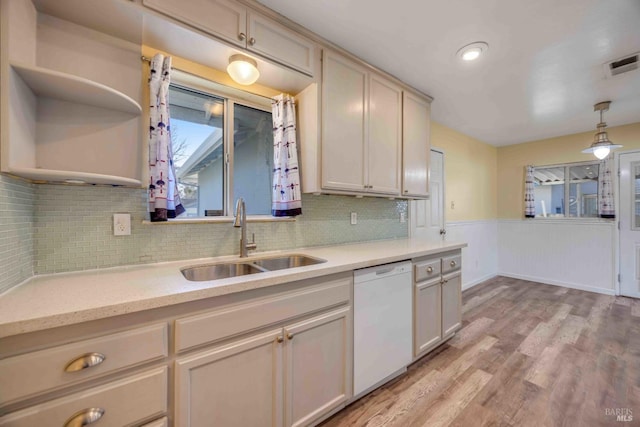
<box><xmin>581</xmin><ymin>101</ymin><xmax>622</xmax><ymax>160</ymax></box>
<box><xmin>227</xmin><ymin>54</ymin><xmax>259</xmax><ymax>85</ymax></box>
<box><xmin>457</xmin><ymin>42</ymin><xmax>489</xmax><ymax>61</ymax></box>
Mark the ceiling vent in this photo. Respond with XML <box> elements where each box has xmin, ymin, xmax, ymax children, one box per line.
<box><xmin>603</xmin><ymin>53</ymin><xmax>639</xmax><ymax>78</ymax></box>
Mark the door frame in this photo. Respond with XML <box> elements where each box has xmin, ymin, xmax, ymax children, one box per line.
<box><xmin>615</xmin><ymin>149</ymin><xmax>640</xmax><ymax>296</ymax></box>
<box><xmin>409</xmin><ymin>147</ymin><xmax>445</xmax><ymax>239</ymax></box>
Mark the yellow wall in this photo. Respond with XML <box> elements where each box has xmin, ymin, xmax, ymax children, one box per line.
<box><xmin>497</xmin><ymin>122</ymin><xmax>640</xmax><ymax>219</ymax></box>
<box><xmin>432</xmin><ymin>122</ymin><xmax>498</xmax><ymax>222</ymax></box>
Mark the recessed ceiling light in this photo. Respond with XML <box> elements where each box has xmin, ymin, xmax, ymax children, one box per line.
<box><xmin>457</xmin><ymin>42</ymin><xmax>489</xmax><ymax>61</ymax></box>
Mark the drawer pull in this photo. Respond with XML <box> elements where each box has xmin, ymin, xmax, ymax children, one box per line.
<box><xmin>450</xmin><ymin>260</ymin><xmax>457</xmax><ymax>267</ymax></box>
<box><xmin>238</xmin><ymin>32</ymin><xmax>246</xmax><ymax>41</ymax></box>
<box><xmin>64</xmin><ymin>353</ymin><xmax>106</xmax><ymax>372</ymax></box>
<box><xmin>276</xmin><ymin>336</ymin><xmax>284</xmax><ymax>343</ymax></box>
<box><xmin>426</xmin><ymin>266</ymin><xmax>434</xmax><ymax>274</ymax></box>
<box><xmin>287</xmin><ymin>332</ymin><xmax>294</xmax><ymax>340</ymax></box>
<box><xmin>249</xmin><ymin>37</ymin><xmax>256</xmax><ymax>46</ymax></box>
<box><xmin>64</xmin><ymin>407</ymin><xmax>105</xmax><ymax>427</ymax></box>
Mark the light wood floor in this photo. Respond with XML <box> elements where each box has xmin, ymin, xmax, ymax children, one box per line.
<box><xmin>321</xmin><ymin>276</ymin><xmax>640</xmax><ymax>427</ymax></box>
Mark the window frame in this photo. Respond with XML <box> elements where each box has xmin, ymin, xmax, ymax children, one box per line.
<box><xmin>169</xmin><ymin>70</ymin><xmax>275</xmax><ymax>219</ymax></box>
<box><xmin>532</xmin><ymin>160</ymin><xmax>601</xmax><ymax>219</ymax></box>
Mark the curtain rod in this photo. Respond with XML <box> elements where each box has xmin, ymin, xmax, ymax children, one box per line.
<box><xmin>140</xmin><ymin>55</ymin><xmax>275</xmax><ymax>102</ymax></box>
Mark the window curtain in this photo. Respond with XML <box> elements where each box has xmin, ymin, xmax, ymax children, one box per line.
<box><xmin>148</xmin><ymin>53</ymin><xmax>184</xmax><ymax>222</ymax></box>
<box><xmin>271</xmin><ymin>94</ymin><xmax>302</xmax><ymax>217</ymax></box>
<box><xmin>598</xmin><ymin>157</ymin><xmax>615</xmax><ymax>218</ymax></box>
<box><xmin>524</xmin><ymin>165</ymin><xmax>535</xmax><ymax>218</ymax></box>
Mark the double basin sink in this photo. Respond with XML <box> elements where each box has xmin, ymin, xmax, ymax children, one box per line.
<box><xmin>181</xmin><ymin>254</ymin><xmax>327</xmax><ymax>281</ymax></box>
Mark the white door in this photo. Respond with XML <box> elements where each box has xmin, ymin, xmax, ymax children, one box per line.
<box><xmin>619</xmin><ymin>152</ymin><xmax>640</xmax><ymax>298</ymax></box>
<box><xmin>410</xmin><ymin>149</ymin><xmax>444</xmax><ymax>240</ymax></box>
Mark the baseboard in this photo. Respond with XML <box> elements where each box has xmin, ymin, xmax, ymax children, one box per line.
<box><xmin>462</xmin><ymin>274</ymin><xmax>497</xmax><ymax>291</ymax></box>
<box><xmin>497</xmin><ymin>272</ymin><xmax>616</xmax><ymax>295</ymax></box>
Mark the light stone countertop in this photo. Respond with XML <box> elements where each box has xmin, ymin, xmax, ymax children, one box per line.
<box><xmin>0</xmin><ymin>238</ymin><xmax>466</xmax><ymax>338</ymax></box>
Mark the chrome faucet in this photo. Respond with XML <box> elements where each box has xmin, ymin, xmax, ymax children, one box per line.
<box><xmin>233</xmin><ymin>198</ymin><xmax>257</xmax><ymax>258</ymax></box>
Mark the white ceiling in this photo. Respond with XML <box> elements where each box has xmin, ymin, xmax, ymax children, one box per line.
<box><xmin>257</xmin><ymin>0</ymin><xmax>640</xmax><ymax>146</ymax></box>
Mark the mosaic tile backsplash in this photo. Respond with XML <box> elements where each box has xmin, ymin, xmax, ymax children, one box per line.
<box><xmin>33</xmin><ymin>184</ymin><xmax>408</xmax><ymax>275</ymax></box>
<box><xmin>0</xmin><ymin>175</ymin><xmax>35</xmax><ymax>293</ymax></box>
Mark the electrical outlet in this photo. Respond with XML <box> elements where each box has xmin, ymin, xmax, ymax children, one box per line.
<box><xmin>113</xmin><ymin>213</ymin><xmax>131</xmax><ymax>236</ymax></box>
<box><xmin>350</xmin><ymin>212</ymin><xmax>357</xmax><ymax>225</ymax></box>
<box><xmin>400</xmin><ymin>212</ymin><xmax>406</xmax><ymax>223</ymax></box>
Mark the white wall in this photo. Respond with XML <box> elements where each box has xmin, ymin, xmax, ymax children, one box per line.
<box><xmin>497</xmin><ymin>219</ymin><xmax>616</xmax><ymax>295</ymax></box>
<box><xmin>445</xmin><ymin>220</ymin><xmax>498</xmax><ymax>290</ymax></box>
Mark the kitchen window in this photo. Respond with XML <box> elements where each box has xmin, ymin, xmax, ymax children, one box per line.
<box><xmin>168</xmin><ymin>74</ymin><xmax>274</xmax><ymax>218</ymax></box>
<box><xmin>533</xmin><ymin>161</ymin><xmax>600</xmax><ymax>218</ymax></box>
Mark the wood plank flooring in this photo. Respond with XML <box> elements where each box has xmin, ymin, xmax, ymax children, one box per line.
<box><xmin>320</xmin><ymin>276</ymin><xmax>640</xmax><ymax>427</ymax></box>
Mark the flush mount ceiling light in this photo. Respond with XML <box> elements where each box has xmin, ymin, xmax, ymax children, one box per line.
<box><xmin>582</xmin><ymin>101</ymin><xmax>622</xmax><ymax>160</ymax></box>
<box><xmin>456</xmin><ymin>42</ymin><xmax>489</xmax><ymax>61</ymax></box>
<box><xmin>227</xmin><ymin>54</ymin><xmax>259</xmax><ymax>85</ymax></box>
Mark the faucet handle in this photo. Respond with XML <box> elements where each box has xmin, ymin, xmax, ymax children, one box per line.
<box><xmin>247</xmin><ymin>233</ymin><xmax>257</xmax><ymax>251</ymax></box>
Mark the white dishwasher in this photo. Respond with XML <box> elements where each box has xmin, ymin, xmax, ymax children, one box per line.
<box><xmin>353</xmin><ymin>261</ymin><xmax>413</xmax><ymax>397</ymax></box>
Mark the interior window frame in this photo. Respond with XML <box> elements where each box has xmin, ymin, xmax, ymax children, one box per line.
<box><xmin>532</xmin><ymin>160</ymin><xmax>601</xmax><ymax>220</ymax></box>
<box><xmin>169</xmin><ymin>71</ymin><xmax>274</xmax><ymax>219</ymax></box>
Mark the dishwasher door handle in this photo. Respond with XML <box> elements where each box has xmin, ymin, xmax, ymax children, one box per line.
<box><xmin>375</xmin><ymin>267</ymin><xmax>396</xmax><ymax>276</ymax></box>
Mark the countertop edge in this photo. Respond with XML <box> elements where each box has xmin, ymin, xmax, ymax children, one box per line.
<box><xmin>0</xmin><ymin>240</ymin><xmax>467</xmax><ymax>338</ymax></box>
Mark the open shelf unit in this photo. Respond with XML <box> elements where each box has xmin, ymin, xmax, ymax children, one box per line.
<box><xmin>0</xmin><ymin>0</ymin><xmax>144</xmax><ymax>187</ymax></box>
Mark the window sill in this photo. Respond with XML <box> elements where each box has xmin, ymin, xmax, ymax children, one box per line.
<box><xmin>525</xmin><ymin>217</ymin><xmax>615</xmax><ymax>224</ymax></box>
<box><xmin>142</xmin><ymin>215</ymin><xmax>296</xmax><ymax>225</ymax></box>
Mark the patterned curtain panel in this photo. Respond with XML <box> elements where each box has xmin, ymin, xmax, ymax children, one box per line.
<box><xmin>598</xmin><ymin>157</ymin><xmax>615</xmax><ymax>218</ymax></box>
<box><xmin>271</xmin><ymin>94</ymin><xmax>302</xmax><ymax>217</ymax></box>
<box><xmin>148</xmin><ymin>53</ymin><xmax>185</xmax><ymax>222</ymax></box>
<box><xmin>524</xmin><ymin>165</ymin><xmax>535</xmax><ymax>218</ymax></box>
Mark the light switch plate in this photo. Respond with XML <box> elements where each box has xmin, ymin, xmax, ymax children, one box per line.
<box><xmin>113</xmin><ymin>213</ymin><xmax>131</xmax><ymax>236</ymax></box>
<box><xmin>350</xmin><ymin>212</ymin><xmax>357</xmax><ymax>225</ymax></box>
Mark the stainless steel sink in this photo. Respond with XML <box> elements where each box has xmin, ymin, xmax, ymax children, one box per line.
<box><xmin>181</xmin><ymin>255</ymin><xmax>327</xmax><ymax>281</ymax></box>
<box><xmin>181</xmin><ymin>262</ymin><xmax>266</xmax><ymax>281</ymax></box>
<box><xmin>252</xmin><ymin>255</ymin><xmax>327</xmax><ymax>271</ymax></box>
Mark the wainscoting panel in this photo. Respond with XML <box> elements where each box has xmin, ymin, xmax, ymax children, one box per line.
<box><xmin>497</xmin><ymin>219</ymin><xmax>616</xmax><ymax>295</ymax></box>
<box><xmin>445</xmin><ymin>220</ymin><xmax>498</xmax><ymax>290</ymax></box>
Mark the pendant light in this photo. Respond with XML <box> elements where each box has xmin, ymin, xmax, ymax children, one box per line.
<box><xmin>227</xmin><ymin>54</ymin><xmax>259</xmax><ymax>85</ymax></box>
<box><xmin>582</xmin><ymin>101</ymin><xmax>622</xmax><ymax>160</ymax></box>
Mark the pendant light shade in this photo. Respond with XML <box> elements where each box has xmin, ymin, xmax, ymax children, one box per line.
<box><xmin>227</xmin><ymin>54</ymin><xmax>259</xmax><ymax>85</ymax></box>
<box><xmin>582</xmin><ymin>101</ymin><xmax>622</xmax><ymax>159</ymax></box>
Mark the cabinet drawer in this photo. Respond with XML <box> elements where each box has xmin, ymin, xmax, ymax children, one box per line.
<box><xmin>175</xmin><ymin>275</ymin><xmax>352</xmax><ymax>352</ymax></box>
<box><xmin>0</xmin><ymin>323</ymin><xmax>168</xmax><ymax>405</ymax></box>
<box><xmin>0</xmin><ymin>367</ymin><xmax>167</xmax><ymax>427</ymax></box>
<box><xmin>414</xmin><ymin>259</ymin><xmax>441</xmax><ymax>282</ymax></box>
<box><xmin>141</xmin><ymin>417</ymin><xmax>168</xmax><ymax>427</ymax></box>
<box><xmin>442</xmin><ymin>254</ymin><xmax>461</xmax><ymax>274</ymax></box>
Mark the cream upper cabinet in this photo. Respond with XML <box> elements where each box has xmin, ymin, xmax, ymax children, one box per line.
<box><xmin>247</xmin><ymin>13</ymin><xmax>315</xmax><ymax>76</ymax></box>
<box><xmin>143</xmin><ymin>0</ymin><xmax>315</xmax><ymax>76</ymax></box>
<box><xmin>402</xmin><ymin>91</ymin><xmax>432</xmax><ymax>198</ymax></box>
<box><xmin>368</xmin><ymin>74</ymin><xmax>402</xmax><ymax>195</ymax></box>
<box><xmin>321</xmin><ymin>50</ymin><xmax>401</xmax><ymax>196</ymax></box>
<box><xmin>321</xmin><ymin>50</ymin><xmax>368</xmax><ymax>192</ymax></box>
<box><xmin>143</xmin><ymin>0</ymin><xmax>247</xmax><ymax>47</ymax></box>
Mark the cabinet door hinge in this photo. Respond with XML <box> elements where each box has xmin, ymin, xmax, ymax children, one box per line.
<box><xmin>618</xmin><ymin>221</ymin><xmax>621</xmax><ymax>230</ymax></box>
<box><xmin>618</xmin><ymin>169</ymin><xmax>621</xmax><ymax>177</ymax></box>
<box><xmin>618</xmin><ymin>274</ymin><xmax>621</xmax><ymax>283</ymax></box>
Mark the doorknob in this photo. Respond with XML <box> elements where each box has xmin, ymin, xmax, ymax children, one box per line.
<box><xmin>440</xmin><ymin>229</ymin><xmax>446</xmax><ymax>235</ymax></box>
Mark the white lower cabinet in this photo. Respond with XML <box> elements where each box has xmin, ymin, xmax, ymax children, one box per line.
<box><xmin>413</xmin><ymin>250</ymin><xmax>463</xmax><ymax>358</ymax></box>
<box><xmin>175</xmin><ymin>307</ymin><xmax>351</xmax><ymax>427</ymax></box>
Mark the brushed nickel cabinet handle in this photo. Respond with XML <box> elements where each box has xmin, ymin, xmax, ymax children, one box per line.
<box><xmin>276</xmin><ymin>336</ymin><xmax>284</xmax><ymax>343</ymax></box>
<box><xmin>287</xmin><ymin>332</ymin><xmax>294</xmax><ymax>340</ymax></box>
<box><xmin>64</xmin><ymin>353</ymin><xmax>105</xmax><ymax>372</ymax></box>
<box><xmin>249</xmin><ymin>37</ymin><xmax>256</xmax><ymax>45</ymax></box>
<box><xmin>450</xmin><ymin>260</ymin><xmax>457</xmax><ymax>267</ymax></box>
<box><xmin>64</xmin><ymin>408</ymin><xmax>105</xmax><ymax>427</ymax></box>
<box><xmin>238</xmin><ymin>32</ymin><xmax>246</xmax><ymax>41</ymax></box>
<box><xmin>426</xmin><ymin>266</ymin><xmax>433</xmax><ymax>274</ymax></box>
